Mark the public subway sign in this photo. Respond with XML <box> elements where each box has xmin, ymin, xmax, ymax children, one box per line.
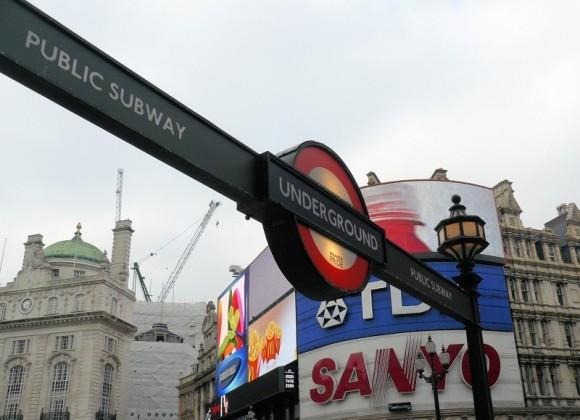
<box><xmin>263</xmin><ymin>144</ymin><xmax>381</xmax><ymax>300</ymax></box>
<box><xmin>1</xmin><ymin>0</ymin><xmax>473</xmax><ymax>314</ymax></box>
<box><xmin>0</xmin><ymin>0</ymin><xmax>260</xmax><ymax>205</ymax></box>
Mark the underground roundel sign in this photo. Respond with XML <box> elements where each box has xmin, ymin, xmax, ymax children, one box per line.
<box><xmin>263</xmin><ymin>141</ymin><xmax>377</xmax><ymax>300</ymax></box>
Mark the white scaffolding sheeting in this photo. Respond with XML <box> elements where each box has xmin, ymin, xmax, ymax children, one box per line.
<box><xmin>127</xmin><ymin>301</ymin><xmax>207</xmax><ymax>418</ymax></box>
<box><xmin>127</xmin><ymin>342</ymin><xmax>197</xmax><ymax>418</ymax></box>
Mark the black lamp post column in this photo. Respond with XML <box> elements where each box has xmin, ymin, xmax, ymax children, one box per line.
<box><xmin>434</xmin><ymin>195</ymin><xmax>495</xmax><ymax>420</ymax></box>
<box><xmin>428</xmin><ymin>351</ymin><xmax>442</xmax><ymax>420</ymax></box>
<box><xmin>457</xmin><ymin>266</ymin><xmax>495</xmax><ymax>420</ymax></box>
<box><xmin>416</xmin><ymin>336</ymin><xmax>450</xmax><ymax>420</ymax></box>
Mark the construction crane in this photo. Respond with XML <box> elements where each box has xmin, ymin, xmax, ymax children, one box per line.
<box><xmin>115</xmin><ymin>168</ymin><xmax>124</xmax><ymax>222</ymax></box>
<box><xmin>133</xmin><ymin>262</ymin><xmax>152</xmax><ymax>302</ymax></box>
<box><xmin>158</xmin><ymin>200</ymin><xmax>221</xmax><ymax>302</ymax></box>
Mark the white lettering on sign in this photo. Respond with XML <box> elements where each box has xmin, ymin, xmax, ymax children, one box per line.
<box><xmin>278</xmin><ymin>176</ymin><xmax>380</xmax><ymax>252</ymax></box>
<box><xmin>409</xmin><ymin>267</ymin><xmax>453</xmax><ymax>301</ymax></box>
<box><xmin>218</xmin><ymin>364</ymin><xmax>237</xmax><ymax>383</ymax></box>
<box><xmin>24</xmin><ymin>30</ymin><xmax>187</xmax><ymax>141</ymax></box>
<box><xmin>361</xmin><ymin>280</ymin><xmax>430</xmax><ymax>319</ymax></box>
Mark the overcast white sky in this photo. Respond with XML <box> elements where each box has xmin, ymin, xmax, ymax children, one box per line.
<box><xmin>1</xmin><ymin>1</ymin><xmax>578</xmax><ymax>302</ymax></box>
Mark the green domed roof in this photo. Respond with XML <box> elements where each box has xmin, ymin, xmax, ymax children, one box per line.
<box><xmin>44</xmin><ymin>223</ymin><xmax>105</xmax><ymax>263</ymax></box>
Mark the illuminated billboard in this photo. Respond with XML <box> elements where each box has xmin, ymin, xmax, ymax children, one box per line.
<box><xmin>216</xmin><ymin>273</ymin><xmax>248</xmax><ymax>397</ymax></box>
<box><xmin>361</xmin><ymin>180</ymin><xmax>504</xmax><ymax>258</ymax></box>
<box><xmin>297</xmin><ymin>180</ymin><xmax>524</xmax><ymax>418</ymax></box>
<box><xmin>248</xmin><ymin>292</ymin><xmax>297</xmax><ymax>382</ymax></box>
<box><xmin>299</xmin><ymin>330</ymin><xmax>521</xmax><ymax>418</ymax></box>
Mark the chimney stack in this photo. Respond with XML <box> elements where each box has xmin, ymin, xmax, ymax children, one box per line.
<box><xmin>21</xmin><ymin>234</ymin><xmax>45</xmax><ymax>270</ymax></box>
<box><xmin>111</xmin><ymin>219</ymin><xmax>134</xmax><ymax>284</ymax></box>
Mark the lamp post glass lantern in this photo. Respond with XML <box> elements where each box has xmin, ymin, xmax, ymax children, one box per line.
<box><xmin>415</xmin><ymin>335</ymin><xmax>450</xmax><ymax>420</ymax></box>
<box><xmin>434</xmin><ymin>195</ymin><xmax>494</xmax><ymax>420</ymax></box>
<box><xmin>434</xmin><ymin>194</ymin><xmax>488</xmax><ymax>273</ymax></box>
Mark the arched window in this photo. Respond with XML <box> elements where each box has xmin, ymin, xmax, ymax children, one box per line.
<box><xmin>4</xmin><ymin>365</ymin><xmax>25</xmax><ymax>415</ymax></box>
<box><xmin>48</xmin><ymin>297</ymin><xmax>57</xmax><ymax>315</ymax></box>
<box><xmin>99</xmin><ymin>364</ymin><xmax>114</xmax><ymax>414</ymax></box>
<box><xmin>74</xmin><ymin>294</ymin><xmax>84</xmax><ymax>312</ymax></box>
<box><xmin>49</xmin><ymin>361</ymin><xmax>70</xmax><ymax>413</ymax></box>
<box><xmin>110</xmin><ymin>297</ymin><xmax>118</xmax><ymax>316</ymax></box>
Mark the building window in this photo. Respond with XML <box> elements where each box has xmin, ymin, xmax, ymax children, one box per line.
<box><xmin>549</xmin><ymin>365</ymin><xmax>559</xmax><ymax>396</ymax></box>
<box><xmin>509</xmin><ymin>278</ymin><xmax>518</xmax><ymax>301</ymax></box>
<box><xmin>73</xmin><ymin>294</ymin><xmax>84</xmax><ymax>312</ymax></box>
<box><xmin>541</xmin><ymin>320</ymin><xmax>551</xmax><ymax>346</ymax></box>
<box><xmin>49</xmin><ymin>361</ymin><xmax>70</xmax><ymax>413</ymax></box>
<box><xmin>0</xmin><ymin>303</ymin><xmax>6</xmax><ymax>320</ymax></box>
<box><xmin>55</xmin><ymin>335</ymin><xmax>74</xmax><ymax>351</ymax></box>
<box><xmin>105</xmin><ymin>337</ymin><xmax>117</xmax><ymax>354</ymax></box>
<box><xmin>521</xmin><ymin>279</ymin><xmax>530</xmax><ymax>303</ymax></box>
<box><xmin>535</xmin><ymin>241</ymin><xmax>545</xmax><ymax>260</ymax></box>
<box><xmin>515</xmin><ymin>319</ymin><xmax>525</xmax><ymax>344</ymax></box>
<box><xmin>548</xmin><ymin>244</ymin><xmax>556</xmax><ymax>261</ymax></box>
<box><xmin>73</xmin><ymin>270</ymin><xmax>85</xmax><ymax>278</ymax></box>
<box><xmin>536</xmin><ymin>365</ymin><xmax>546</xmax><ymax>395</ymax></box>
<box><xmin>514</xmin><ymin>240</ymin><xmax>521</xmax><ymax>257</ymax></box>
<box><xmin>576</xmin><ymin>247</ymin><xmax>580</xmax><ymax>264</ymax></box>
<box><xmin>563</xmin><ymin>322</ymin><xmax>575</xmax><ymax>348</ymax></box>
<box><xmin>100</xmin><ymin>364</ymin><xmax>114</xmax><ymax>415</ymax></box>
<box><xmin>525</xmin><ymin>240</ymin><xmax>533</xmax><ymax>258</ymax></box>
<box><xmin>528</xmin><ymin>321</ymin><xmax>538</xmax><ymax>346</ymax></box>
<box><xmin>575</xmin><ymin>366</ymin><xmax>580</xmax><ymax>396</ymax></box>
<box><xmin>4</xmin><ymin>365</ymin><xmax>25</xmax><ymax>416</ymax></box>
<box><xmin>52</xmin><ymin>269</ymin><xmax>60</xmax><ymax>277</ymax></box>
<box><xmin>110</xmin><ymin>297</ymin><xmax>118</xmax><ymax>316</ymax></box>
<box><xmin>523</xmin><ymin>364</ymin><xmax>534</xmax><ymax>395</ymax></box>
<box><xmin>48</xmin><ymin>297</ymin><xmax>58</xmax><ymax>315</ymax></box>
<box><xmin>503</xmin><ymin>239</ymin><xmax>510</xmax><ymax>256</ymax></box>
<box><xmin>12</xmin><ymin>339</ymin><xmax>30</xmax><ymax>354</ymax></box>
<box><xmin>532</xmin><ymin>280</ymin><xmax>541</xmax><ymax>303</ymax></box>
<box><xmin>555</xmin><ymin>283</ymin><xmax>565</xmax><ymax>306</ymax></box>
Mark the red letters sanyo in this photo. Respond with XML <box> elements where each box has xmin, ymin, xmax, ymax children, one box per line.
<box><xmin>310</xmin><ymin>344</ymin><xmax>501</xmax><ymax>404</ymax></box>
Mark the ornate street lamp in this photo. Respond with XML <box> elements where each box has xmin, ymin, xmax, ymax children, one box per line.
<box><xmin>415</xmin><ymin>336</ymin><xmax>450</xmax><ymax>420</ymax></box>
<box><xmin>434</xmin><ymin>195</ymin><xmax>494</xmax><ymax>420</ymax></box>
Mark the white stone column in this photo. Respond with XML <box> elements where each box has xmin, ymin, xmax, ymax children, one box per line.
<box><xmin>567</xmin><ymin>243</ymin><xmax>577</xmax><ymax>265</ymax></box>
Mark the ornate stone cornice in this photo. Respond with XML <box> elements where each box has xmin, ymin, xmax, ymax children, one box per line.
<box><xmin>0</xmin><ymin>275</ymin><xmax>135</xmax><ymax>301</ymax></box>
<box><xmin>0</xmin><ymin>310</ymin><xmax>137</xmax><ymax>335</ymax></box>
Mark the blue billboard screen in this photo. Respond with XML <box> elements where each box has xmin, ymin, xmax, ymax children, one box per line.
<box><xmin>297</xmin><ymin>262</ymin><xmax>512</xmax><ymax>353</ymax></box>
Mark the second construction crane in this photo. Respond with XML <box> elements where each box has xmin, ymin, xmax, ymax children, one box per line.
<box><xmin>133</xmin><ymin>200</ymin><xmax>220</xmax><ymax>302</ymax></box>
<box><xmin>156</xmin><ymin>200</ymin><xmax>220</xmax><ymax>302</ymax></box>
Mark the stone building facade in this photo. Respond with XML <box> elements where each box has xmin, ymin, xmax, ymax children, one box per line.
<box><xmin>494</xmin><ymin>180</ymin><xmax>580</xmax><ymax>417</ymax></box>
<box><xmin>178</xmin><ymin>301</ymin><xmax>217</xmax><ymax>420</ymax></box>
<box><xmin>0</xmin><ymin>221</ymin><xmax>137</xmax><ymax>419</ymax></box>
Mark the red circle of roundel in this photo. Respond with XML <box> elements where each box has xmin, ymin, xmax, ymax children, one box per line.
<box><xmin>293</xmin><ymin>145</ymin><xmax>370</xmax><ymax>291</ymax></box>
